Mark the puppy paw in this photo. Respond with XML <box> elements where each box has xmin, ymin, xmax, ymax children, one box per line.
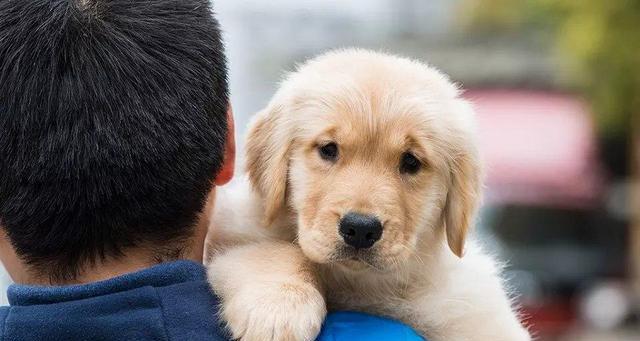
<box><xmin>220</xmin><ymin>281</ymin><xmax>327</xmax><ymax>341</ymax></box>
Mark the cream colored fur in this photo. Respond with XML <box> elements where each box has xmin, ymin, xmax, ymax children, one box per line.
<box><xmin>207</xmin><ymin>49</ymin><xmax>531</xmax><ymax>341</ymax></box>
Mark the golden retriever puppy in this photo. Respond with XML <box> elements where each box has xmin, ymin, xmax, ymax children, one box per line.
<box><xmin>206</xmin><ymin>49</ymin><xmax>531</xmax><ymax>341</ymax></box>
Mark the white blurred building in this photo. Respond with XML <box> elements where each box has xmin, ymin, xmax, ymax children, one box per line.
<box><xmin>214</xmin><ymin>0</ymin><xmax>457</xmax><ymax>139</ymax></box>
<box><xmin>1</xmin><ymin>266</ymin><xmax>9</xmax><ymax>305</ymax></box>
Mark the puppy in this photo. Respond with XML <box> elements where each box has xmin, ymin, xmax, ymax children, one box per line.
<box><xmin>207</xmin><ymin>49</ymin><xmax>531</xmax><ymax>341</ymax></box>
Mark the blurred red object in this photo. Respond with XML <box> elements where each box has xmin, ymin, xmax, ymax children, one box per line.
<box><xmin>466</xmin><ymin>89</ymin><xmax>606</xmax><ymax>209</ymax></box>
<box><xmin>521</xmin><ymin>299</ymin><xmax>576</xmax><ymax>339</ymax></box>
<box><xmin>466</xmin><ymin>89</ymin><xmax>613</xmax><ymax>337</ymax></box>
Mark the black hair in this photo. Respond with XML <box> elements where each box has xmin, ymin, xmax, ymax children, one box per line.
<box><xmin>0</xmin><ymin>0</ymin><xmax>228</xmax><ymax>281</ymax></box>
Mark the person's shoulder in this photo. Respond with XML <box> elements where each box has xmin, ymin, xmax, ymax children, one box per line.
<box><xmin>317</xmin><ymin>311</ymin><xmax>424</xmax><ymax>341</ymax></box>
<box><xmin>154</xmin><ymin>277</ymin><xmax>229</xmax><ymax>341</ymax></box>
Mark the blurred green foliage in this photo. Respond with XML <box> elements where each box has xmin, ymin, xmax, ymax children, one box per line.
<box><xmin>461</xmin><ymin>0</ymin><xmax>640</xmax><ymax>140</ymax></box>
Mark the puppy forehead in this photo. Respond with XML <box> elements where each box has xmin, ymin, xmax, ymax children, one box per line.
<box><xmin>288</xmin><ymin>50</ymin><xmax>460</xmax><ymax>150</ymax></box>
<box><xmin>301</xmin><ymin>88</ymin><xmax>433</xmax><ymax>150</ymax></box>
<box><xmin>338</xmin><ymin>109</ymin><xmax>421</xmax><ymax>146</ymax></box>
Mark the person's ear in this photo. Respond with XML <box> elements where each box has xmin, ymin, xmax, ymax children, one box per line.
<box><xmin>214</xmin><ymin>106</ymin><xmax>236</xmax><ymax>186</ymax></box>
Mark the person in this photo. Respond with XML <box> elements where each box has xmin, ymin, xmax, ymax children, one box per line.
<box><xmin>0</xmin><ymin>1</ymin><xmax>423</xmax><ymax>340</ymax></box>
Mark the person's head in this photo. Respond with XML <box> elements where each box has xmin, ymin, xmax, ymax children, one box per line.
<box><xmin>0</xmin><ymin>0</ymin><xmax>234</xmax><ymax>283</ymax></box>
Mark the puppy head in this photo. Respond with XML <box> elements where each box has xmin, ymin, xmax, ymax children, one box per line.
<box><xmin>246</xmin><ymin>49</ymin><xmax>481</xmax><ymax>271</ymax></box>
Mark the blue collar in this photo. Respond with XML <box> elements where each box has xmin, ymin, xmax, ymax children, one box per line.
<box><xmin>8</xmin><ymin>260</ymin><xmax>206</xmax><ymax>306</ymax></box>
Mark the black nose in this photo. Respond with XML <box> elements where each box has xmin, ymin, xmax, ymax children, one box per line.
<box><xmin>339</xmin><ymin>212</ymin><xmax>383</xmax><ymax>249</ymax></box>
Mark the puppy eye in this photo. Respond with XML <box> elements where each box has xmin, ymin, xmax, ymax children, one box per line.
<box><xmin>318</xmin><ymin>142</ymin><xmax>339</xmax><ymax>162</ymax></box>
<box><xmin>400</xmin><ymin>152</ymin><xmax>421</xmax><ymax>174</ymax></box>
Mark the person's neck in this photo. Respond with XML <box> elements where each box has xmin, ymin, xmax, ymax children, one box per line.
<box><xmin>30</xmin><ymin>247</ymin><xmax>203</xmax><ymax>286</ymax></box>
<box><xmin>1</xmin><ymin>191</ymin><xmax>212</xmax><ymax>286</ymax></box>
<box><xmin>71</xmin><ymin>250</ymin><xmax>198</xmax><ymax>285</ymax></box>
<box><xmin>60</xmin><ymin>254</ymin><xmax>159</xmax><ymax>285</ymax></box>
<box><xmin>0</xmin><ymin>231</ymin><xmax>206</xmax><ymax>286</ymax></box>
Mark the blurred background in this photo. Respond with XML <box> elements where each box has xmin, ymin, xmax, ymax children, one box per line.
<box><xmin>1</xmin><ymin>0</ymin><xmax>638</xmax><ymax>339</ymax></box>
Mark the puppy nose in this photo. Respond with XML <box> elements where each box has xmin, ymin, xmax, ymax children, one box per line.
<box><xmin>339</xmin><ymin>212</ymin><xmax>383</xmax><ymax>249</ymax></box>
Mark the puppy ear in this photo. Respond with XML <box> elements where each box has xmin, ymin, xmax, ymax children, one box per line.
<box><xmin>443</xmin><ymin>102</ymin><xmax>482</xmax><ymax>257</ymax></box>
<box><xmin>245</xmin><ymin>104</ymin><xmax>292</xmax><ymax>226</ymax></box>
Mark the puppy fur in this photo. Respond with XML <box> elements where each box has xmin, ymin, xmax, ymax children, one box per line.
<box><xmin>207</xmin><ymin>49</ymin><xmax>531</xmax><ymax>341</ymax></box>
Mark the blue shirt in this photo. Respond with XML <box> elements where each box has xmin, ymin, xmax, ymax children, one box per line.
<box><xmin>0</xmin><ymin>260</ymin><xmax>422</xmax><ymax>340</ymax></box>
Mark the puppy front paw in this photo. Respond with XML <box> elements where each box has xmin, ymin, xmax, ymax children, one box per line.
<box><xmin>220</xmin><ymin>281</ymin><xmax>327</xmax><ymax>341</ymax></box>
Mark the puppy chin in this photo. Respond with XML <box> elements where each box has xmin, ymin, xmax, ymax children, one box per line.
<box><xmin>334</xmin><ymin>256</ymin><xmax>398</xmax><ymax>273</ymax></box>
<box><xmin>335</xmin><ymin>259</ymin><xmax>371</xmax><ymax>272</ymax></box>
